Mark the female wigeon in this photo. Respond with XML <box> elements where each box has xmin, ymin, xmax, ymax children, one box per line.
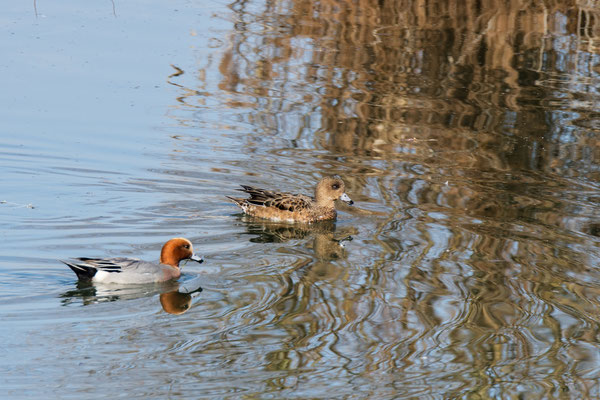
<box><xmin>227</xmin><ymin>176</ymin><xmax>353</xmax><ymax>223</ymax></box>
<box><xmin>61</xmin><ymin>238</ymin><xmax>203</xmax><ymax>284</ymax></box>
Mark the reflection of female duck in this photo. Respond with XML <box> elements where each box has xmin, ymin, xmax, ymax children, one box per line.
<box><xmin>238</xmin><ymin>216</ymin><xmax>355</xmax><ymax>261</ymax></box>
<box><xmin>243</xmin><ymin>218</ymin><xmax>337</xmax><ymax>243</ymax></box>
<box><xmin>312</xmin><ymin>233</ymin><xmax>348</xmax><ymax>261</ymax></box>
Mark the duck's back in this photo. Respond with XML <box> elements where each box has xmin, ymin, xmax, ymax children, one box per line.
<box><xmin>82</xmin><ymin>258</ymin><xmax>179</xmax><ymax>284</ymax></box>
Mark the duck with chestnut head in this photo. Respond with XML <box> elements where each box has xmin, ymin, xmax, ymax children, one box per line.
<box><xmin>61</xmin><ymin>238</ymin><xmax>203</xmax><ymax>284</ymax></box>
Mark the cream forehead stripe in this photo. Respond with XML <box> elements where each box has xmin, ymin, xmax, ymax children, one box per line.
<box><xmin>172</xmin><ymin>237</ymin><xmax>193</xmax><ymax>247</ymax></box>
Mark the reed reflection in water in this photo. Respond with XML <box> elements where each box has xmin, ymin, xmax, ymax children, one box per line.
<box><xmin>2</xmin><ymin>0</ymin><xmax>600</xmax><ymax>398</ymax></box>
<box><xmin>165</xmin><ymin>0</ymin><xmax>600</xmax><ymax>397</ymax></box>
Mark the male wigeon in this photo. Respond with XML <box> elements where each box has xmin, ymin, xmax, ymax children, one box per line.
<box><xmin>227</xmin><ymin>176</ymin><xmax>353</xmax><ymax>223</ymax></box>
<box><xmin>61</xmin><ymin>238</ymin><xmax>203</xmax><ymax>284</ymax></box>
<box><xmin>160</xmin><ymin>290</ymin><xmax>197</xmax><ymax>315</ymax></box>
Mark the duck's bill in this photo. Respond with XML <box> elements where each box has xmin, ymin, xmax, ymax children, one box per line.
<box><xmin>189</xmin><ymin>254</ymin><xmax>204</xmax><ymax>263</ymax></box>
<box><xmin>340</xmin><ymin>193</ymin><xmax>354</xmax><ymax>205</ymax></box>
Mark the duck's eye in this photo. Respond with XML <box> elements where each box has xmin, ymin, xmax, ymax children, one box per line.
<box><xmin>183</xmin><ymin>244</ymin><xmax>190</xmax><ymax>249</ymax></box>
<box><xmin>332</xmin><ymin>183</ymin><xmax>340</xmax><ymax>190</ymax></box>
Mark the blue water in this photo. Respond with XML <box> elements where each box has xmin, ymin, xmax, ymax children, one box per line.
<box><xmin>2</xmin><ymin>1</ymin><xmax>600</xmax><ymax>398</ymax></box>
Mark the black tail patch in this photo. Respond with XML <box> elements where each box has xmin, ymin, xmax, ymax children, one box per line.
<box><xmin>61</xmin><ymin>260</ymin><xmax>97</xmax><ymax>281</ymax></box>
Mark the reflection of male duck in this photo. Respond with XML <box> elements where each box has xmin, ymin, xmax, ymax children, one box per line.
<box><xmin>160</xmin><ymin>291</ymin><xmax>193</xmax><ymax>315</ymax></box>
<box><xmin>160</xmin><ymin>278</ymin><xmax>203</xmax><ymax>315</ymax></box>
<box><xmin>60</xmin><ymin>276</ymin><xmax>204</xmax><ymax>315</ymax></box>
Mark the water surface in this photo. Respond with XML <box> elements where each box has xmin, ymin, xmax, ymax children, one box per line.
<box><xmin>2</xmin><ymin>0</ymin><xmax>600</xmax><ymax>398</ymax></box>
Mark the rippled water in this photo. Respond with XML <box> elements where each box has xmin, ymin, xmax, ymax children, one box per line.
<box><xmin>2</xmin><ymin>0</ymin><xmax>600</xmax><ymax>398</ymax></box>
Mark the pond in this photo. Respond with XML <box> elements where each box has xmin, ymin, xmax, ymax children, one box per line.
<box><xmin>2</xmin><ymin>0</ymin><xmax>600</xmax><ymax>398</ymax></box>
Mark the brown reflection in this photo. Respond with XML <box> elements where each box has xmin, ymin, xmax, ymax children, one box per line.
<box><xmin>60</xmin><ymin>279</ymin><xmax>203</xmax><ymax>315</ymax></box>
<box><xmin>210</xmin><ymin>0</ymin><xmax>600</xmax><ymax>186</ymax></box>
<box><xmin>160</xmin><ymin>291</ymin><xmax>193</xmax><ymax>315</ymax></box>
<box><xmin>235</xmin><ymin>218</ymin><xmax>366</xmax><ymax>381</ymax></box>
<box><xmin>167</xmin><ymin>0</ymin><xmax>600</xmax><ymax>395</ymax></box>
<box><xmin>239</xmin><ymin>215</ymin><xmax>356</xmax><ymax>286</ymax></box>
<box><xmin>160</xmin><ymin>277</ymin><xmax>204</xmax><ymax>315</ymax></box>
<box><xmin>195</xmin><ymin>0</ymin><xmax>600</xmax><ymax>239</ymax></box>
<box><xmin>239</xmin><ymin>216</ymin><xmax>355</xmax><ymax>243</ymax></box>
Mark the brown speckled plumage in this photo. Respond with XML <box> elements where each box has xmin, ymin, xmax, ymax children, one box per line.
<box><xmin>227</xmin><ymin>176</ymin><xmax>353</xmax><ymax>223</ymax></box>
